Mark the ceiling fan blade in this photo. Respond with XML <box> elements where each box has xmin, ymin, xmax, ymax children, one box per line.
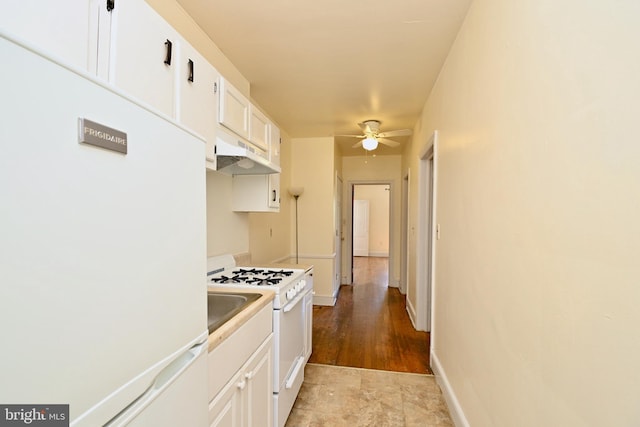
<box><xmin>377</xmin><ymin>129</ymin><xmax>412</xmax><ymax>138</ymax></box>
<box><xmin>378</xmin><ymin>138</ymin><xmax>400</xmax><ymax>147</ymax></box>
<box><xmin>352</xmin><ymin>140</ymin><xmax>363</xmax><ymax>148</ymax></box>
<box><xmin>335</xmin><ymin>134</ymin><xmax>366</xmax><ymax>138</ymax></box>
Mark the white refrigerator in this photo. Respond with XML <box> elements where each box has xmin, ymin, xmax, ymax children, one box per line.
<box><xmin>0</xmin><ymin>32</ymin><xmax>209</xmax><ymax>426</ymax></box>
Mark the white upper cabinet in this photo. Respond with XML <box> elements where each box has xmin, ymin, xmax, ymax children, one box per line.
<box><xmin>176</xmin><ymin>41</ymin><xmax>220</xmax><ymax>166</ymax></box>
<box><xmin>232</xmin><ymin>175</ymin><xmax>280</xmax><ymax>212</ymax></box>
<box><xmin>218</xmin><ymin>77</ymin><xmax>250</xmax><ymax>139</ymax></box>
<box><xmin>1</xmin><ymin>0</ymin><xmax>109</xmax><ymax>73</ymax></box>
<box><xmin>108</xmin><ymin>0</ymin><xmax>180</xmax><ymax>117</ymax></box>
<box><xmin>270</xmin><ymin>125</ymin><xmax>281</xmax><ymax>167</ymax></box>
<box><xmin>249</xmin><ymin>106</ymin><xmax>270</xmax><ymax>152</ymax></box>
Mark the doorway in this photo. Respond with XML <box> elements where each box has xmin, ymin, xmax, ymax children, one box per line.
<box><xmin>349</xmin><ymin>183</ymin><xmax>392</xmax><ymax>285</ymax></box>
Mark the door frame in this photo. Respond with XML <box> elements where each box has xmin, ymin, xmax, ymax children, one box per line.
<box><xmin>344</xmin><ymin>180</ymin><xmax>395</xmax><ymax>285</ymax></box>
<box><xmin>400</xmin><ymin>172</ymin><xmax>410</xmax><ymax>294</ymax></box>
<box><xmin>415</xmin><ymin>131</ymin><xmax>438</xmax><ymax>332</ymax></box>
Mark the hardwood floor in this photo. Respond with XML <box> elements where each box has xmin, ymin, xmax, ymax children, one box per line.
<box><xmin>308</xmin><ymin>257</ymin><xmax>431</xmax><ymax>374</ymax></box>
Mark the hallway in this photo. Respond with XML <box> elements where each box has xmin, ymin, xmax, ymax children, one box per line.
<box><xmin>309</xmin><ymin>256</ymin><xmax>431</xmax><ymax>374</ymax></box>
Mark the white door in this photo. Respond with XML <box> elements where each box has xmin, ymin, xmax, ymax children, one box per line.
<box><xmin>353</xmin><ymin>199</ymin><xmax>369</xmax><ymax>257</ymax></box>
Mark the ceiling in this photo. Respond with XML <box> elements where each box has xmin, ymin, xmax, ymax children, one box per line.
<box><xmin>177</xmin><ymin>0</ymin><xmax>472</xmax><ymax>156</ymax></box>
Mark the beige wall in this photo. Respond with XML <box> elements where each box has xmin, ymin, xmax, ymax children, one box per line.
<box><xmin>342</xmin><ymin>156</ymin><xmax>402</xmax><ymax>286</ymax></box>
<box><xmin>291</xmin><ymin>137</ymin><xmax>337</xmax><ymax>304</ymax></box>
<box><xmin>353</xmin><ymin>185</ymin><xmax>390</xmax><ymax>256</ymax></box>
<box><xmin>406</xmin><ymin>0</ymin><xmax>640</xmax><ymax>425</ymax></box>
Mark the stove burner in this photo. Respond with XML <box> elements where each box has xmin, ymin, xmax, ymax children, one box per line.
<box><xmin>245</xmin><ymin>277</ymin><xmax>282</xmax><ymax>286</ymax></box>
<box><xmin>210</xmin><ymin>274</ymin><xmax>247</xmax><ymax>284</ymax></box>
<box><xmin>234</xmin><ymin>268</ymin><xmax>265</xmax><ymax>275</ymax></box>
<box><xmin>263</xmin><ymin>269</ymin><xmax>294</xmax><ymax>278</ymax></box>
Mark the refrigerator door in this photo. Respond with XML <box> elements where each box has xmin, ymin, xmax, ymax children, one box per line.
<box><xmin>104</xmin><ymin>341</ymin><xmax>208</xmax><ymax>427</ymax></box>
<box><xmin>0</xmin><ymin>32</ymin><xmax>208</xmax><ymax>425</ymax></box>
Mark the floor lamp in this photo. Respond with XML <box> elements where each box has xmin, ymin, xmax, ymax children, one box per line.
<box><xmin>288</xmin><ymin>187</ymin><xmax>304</xmax><ymax>264</ymax></box>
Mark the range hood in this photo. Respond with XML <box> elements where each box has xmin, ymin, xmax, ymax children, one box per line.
<box><xmin>214</xmin><ymin>129</ymin><xmax>281</xmax><ymax>175</ymax></box>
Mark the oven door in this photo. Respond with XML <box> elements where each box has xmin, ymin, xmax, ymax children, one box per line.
<box><xmin>273</xmin><ymin>290</ymin><xmax>307</xmax><ymax>427</ymax></box>
<box><xmin>273</xmin><ymin>291</ymin><xmax>305</xmax><ymax>392</ymax></box>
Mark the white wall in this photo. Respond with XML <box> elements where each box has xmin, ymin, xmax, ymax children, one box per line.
<box><xmin>407</xmin><ymin>0</ymin><xmax>640</xmax><ymax>425</ymax></box>
<box><xmin>205</xmin><ymin>171</ymin><xmax>249</xmax><ymax>257</ymax></box>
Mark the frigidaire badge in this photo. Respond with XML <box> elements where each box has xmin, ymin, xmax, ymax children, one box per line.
<box><xmin>79</xmin><ymin>118</ymin><xmax>127</xmax><ymax>154</ymax></box>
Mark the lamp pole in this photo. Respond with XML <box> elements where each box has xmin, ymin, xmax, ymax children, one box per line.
<box><xmin>288</xmin><ymin>187</ymin><xmax>304</xmax><ymax>264</ymax></box>
<box><xmin>294</xmin><ymin>194</ymin><xmax>300</xmax><ymax>264</ymax></box>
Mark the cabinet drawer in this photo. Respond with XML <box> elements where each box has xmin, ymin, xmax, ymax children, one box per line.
<box><xmin>208</xmin><ymin>303</ymin><xmax>272</xmax><ymax>401</ymax></box>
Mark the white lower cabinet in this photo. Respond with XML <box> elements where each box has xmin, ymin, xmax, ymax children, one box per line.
<box><xmin>208</xmin><ymin>303</ymin><xmax>273</xmax><ymax>427</ymax></box>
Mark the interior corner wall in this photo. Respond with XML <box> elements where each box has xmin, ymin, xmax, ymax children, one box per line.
<box><xmin>291</xmin><ymin>137</ymin><xmax>336</xmax><ymax>304</ymax></box>
<box><xmin>414</xmin><ymin>0</ymin><xmax>640</xmax><ymax>425</ymax></box>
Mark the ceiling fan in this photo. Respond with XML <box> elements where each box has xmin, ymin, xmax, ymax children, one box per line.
<box><xmin>337</xmin><ymin>120</ymin><xmax>412</xmax><ymax>151</ymax></box>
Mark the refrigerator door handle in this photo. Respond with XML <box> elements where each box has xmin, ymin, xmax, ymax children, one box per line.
<box><xmin>104</xmin><ymin>341</ymin><xmax>207</xmax><ymax>426</ymax></box>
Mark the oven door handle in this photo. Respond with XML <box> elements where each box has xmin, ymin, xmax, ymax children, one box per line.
<box><xmin>283</xmin><ymin>290</ymin><xmax>307</xmax><ymax>313</ymax></box>
<box><xmin>285</xmin><ymin>356</ymin><xmax>305</xmax><ymax>389</ymax></box>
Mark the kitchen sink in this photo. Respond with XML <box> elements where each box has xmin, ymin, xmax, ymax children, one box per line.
<box><xmin>207</xmin><ymin>292</ymin><xmax>262</xmax><ymax>334</ymax></box>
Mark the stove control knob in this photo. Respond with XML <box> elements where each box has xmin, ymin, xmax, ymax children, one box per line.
<box><xmin>286</xmin><ymin>289</ymin><xmax>296</xmax><ymax>300</ymax></box>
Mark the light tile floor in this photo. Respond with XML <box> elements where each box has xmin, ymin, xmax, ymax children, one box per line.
<box><xmin>285</xmin><ymin>364</ymin><xmax>453</xmax><ymax>427</ymax></box>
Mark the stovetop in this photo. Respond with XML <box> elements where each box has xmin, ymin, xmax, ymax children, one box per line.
<box><xmin>208</xmin><ymin>268</ymin><xmax>298</xmax><ymax>287</ymax></box>
<box><xmin>206</xmin><ymin>254</ymin><xmax>309</xmax><ymax>309</ymax></box>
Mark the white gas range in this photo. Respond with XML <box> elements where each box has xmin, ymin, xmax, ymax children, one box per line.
<box><xmin>206</xmin><ymin>254</ymin><xmax>313</xmax><ymax>427</ymax></box>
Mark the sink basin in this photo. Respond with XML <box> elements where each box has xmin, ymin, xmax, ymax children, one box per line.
<box><xmin>207</xmin><ymin>292</ymin><xmax>262</xmax><ymax>333</ymax></box>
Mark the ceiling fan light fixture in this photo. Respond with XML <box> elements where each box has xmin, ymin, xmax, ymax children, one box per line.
<box><xmin>362</xmin><ymin>137</ymin><xmax>378</xmax><ymax>151</ymax></box>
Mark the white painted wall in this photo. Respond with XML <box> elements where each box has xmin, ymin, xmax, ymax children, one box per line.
<box><xmin>406</xmin><ymin>0</ymin><xmax>640</xmax><ymax>425</ymax></box>
<box><xmin>205</xmin><ymin>171</ymin><xmax>249</xmax><ymax>257</ymax></box>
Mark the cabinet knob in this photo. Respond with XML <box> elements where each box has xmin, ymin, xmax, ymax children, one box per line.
<box><xmin>237</xmin><ymin>379</ymin><xmax>246</xmax><ymax>390</ymax></box>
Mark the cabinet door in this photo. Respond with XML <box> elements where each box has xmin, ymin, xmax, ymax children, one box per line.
<box><xmin>246</xmin><ymin>339</ymin><xmax>273</xmax><ymax>427</ymax></box>
<box><xmin>249</xmin><ymin>106</ymin><xmax>270</xmax><ymax>152</ymax></box>
<box><xmin>177</xmin><ymin>41</ymin><xmax>220</xmax><ymax>163</ymax></box>
<box><xmin>209</xmin><ymin>371</ymin><xmax>242</xmax><ymax>427</ymax></box>
<box><xmin>232</xmin><ymin>175</ymin><xmax>279</xmax><ymax>212</ymax></box>
<box><xmin>268</xmin><ymin>174</ymin><xmax>280</xmax><ymax>209</ymax></box>
<box><xmin>109</xmin><ymin>0</ymin><xmax>179</xmax><ymax>117</ymax></box>
<box><xmin>269</xmin><ymin>125</ymin><xmax>281</xmax><ymax>167</ymax></box>
<box><xmin>218</xmin><ymin>78</ymin><xmax>250</xmax><ymax>139</ymax></box>
<box><xmin>2</xmin><ymin>0</ymin><xmax>102</xmax><ymax>72</ymax></box>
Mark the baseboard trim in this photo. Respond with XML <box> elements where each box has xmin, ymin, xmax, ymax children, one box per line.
<box><xmin>430</xmin><ymin>351</ymin><xmax>470</xmax><ymax>427</ymax></box>
<box><xmin>313</xmin><ymin>295</ymin><xmax>336</xmax><ymax>306</ymax></box>
<box><xmin>367</xmin><ymin>252</ymin><xmax>389</xmax><ymax>257</ymax></box>
<box><xmin>406</xmin><ymin>298</ymin><xmax>418</xmax><ymax>329</ymax></box>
